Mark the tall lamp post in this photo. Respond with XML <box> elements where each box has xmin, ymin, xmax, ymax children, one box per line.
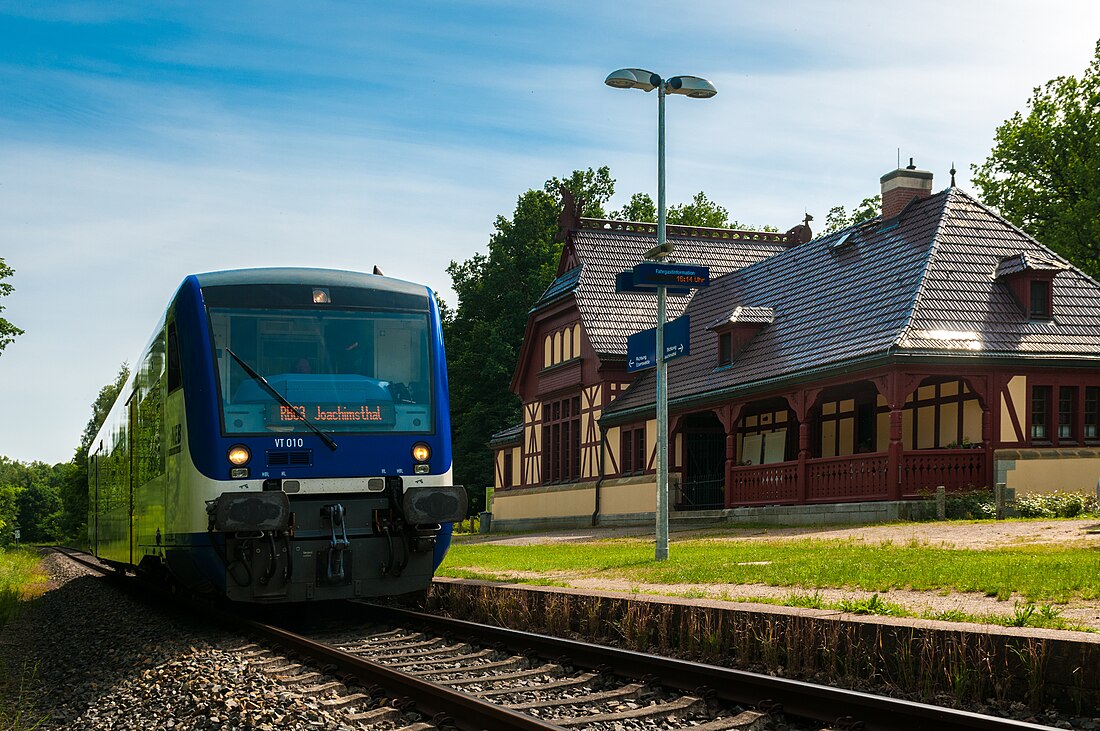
<box><xmin>605</xmin><ymin>68</ymin><xmax>717</xmax><ymax>561</ymax></box>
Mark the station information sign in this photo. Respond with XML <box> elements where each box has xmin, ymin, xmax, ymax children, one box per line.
<box><xmin>632</xmin><ymin>262</ymin><xmax>709</xmax><ymax>288</ymax></box>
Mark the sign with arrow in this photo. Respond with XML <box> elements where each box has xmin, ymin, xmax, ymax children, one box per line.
<box><xmin>627</xmin><ymin>315</ymin><xmax>691</xmax><ymax>372</ymax></box>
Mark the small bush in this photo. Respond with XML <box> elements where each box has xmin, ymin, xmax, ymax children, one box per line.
<box><xmin>1013</xmin><ymin>491</ymin><xmax>1098</xmax><ymax>519</ymax></box>
<box><xmin>944</xmin><ymin>489</ymin><xmax>996</xmax><ymax>519</ymax></box>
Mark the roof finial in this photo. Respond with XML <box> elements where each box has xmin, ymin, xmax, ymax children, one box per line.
<box><xmin>950</xmin><ymin>162</ymin><xmax>957</xmax><ymax>188</ymax></box>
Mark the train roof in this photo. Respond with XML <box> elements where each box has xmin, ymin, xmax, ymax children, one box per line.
<box><xmin>192</xmin><ymin>267</ymin><xmax>430</xmax><ymax>299</ymax></box>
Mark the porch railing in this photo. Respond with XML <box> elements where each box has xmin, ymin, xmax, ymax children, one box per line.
<box><xmin>727</xmin><ymin>462</ymin><xmax>799</xmax><ymax>506</ymax></box>
<box><xmin>901</xmin><ymin>449</ymin><xmax>987</xmax><ymax>496</ymax></box>
<box><xmin>807</xmin><ymin>453</ymin><xmax>888</xmax><ymax>502</ymax></box>
<box><xmin>725</xmin><ymin>449</ymin><xmax>988</xmax><ymax>506</ymax></box>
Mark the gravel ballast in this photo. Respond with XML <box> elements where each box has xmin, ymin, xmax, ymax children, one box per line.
<box><xmin>0</xmin><ymin>552</ymin><xmax>369</xmax><ymax>730</ymax></box>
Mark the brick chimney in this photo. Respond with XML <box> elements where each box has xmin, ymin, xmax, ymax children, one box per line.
<box><xmin>880</xmin><ymin>159</ymin><xmax>933</xmax><ymax>219</ymax></box>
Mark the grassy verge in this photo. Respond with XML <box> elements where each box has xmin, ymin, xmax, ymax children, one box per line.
<box><xmin>0</xmin><ymin>549</ymin><xmax>48</xmax><ymax>629</ymax></box>
<box><xmin>0</xmin><ymin>549</ymin><xmax>49</xmax><ymax>730</ymax></box>
<box><xmin>439</xmin><ymin>532</ymin><xmax>1100</xmax><ymax>615</ymax></box>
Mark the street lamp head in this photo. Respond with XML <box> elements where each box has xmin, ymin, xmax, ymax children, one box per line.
<box><xmin>605</xmin><ymin>68</ymin><xmax>659</xmax><ymax>92</ymax></box>
<box><xmin>665</xmin><ymin>75</ymin><xmax>718</xmax><ymax>99</ymax></box>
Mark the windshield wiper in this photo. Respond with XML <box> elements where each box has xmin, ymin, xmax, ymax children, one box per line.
<box><xmin>224</xmin><ymin>347</ymin><xmax>338</xmax><ymax>451</ymax></box>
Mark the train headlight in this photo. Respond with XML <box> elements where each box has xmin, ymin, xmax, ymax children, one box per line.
<box><xmin>227</xmin><ymin>445</ymin><xmax>251</xmax><ymax>466</ymax></box>
<box><xmin>412</xmin><ymin>442</ymin><xmax>431</xmax><ymax>463</ymax></box>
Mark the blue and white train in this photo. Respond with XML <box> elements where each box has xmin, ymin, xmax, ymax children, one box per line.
<box><xmin>88</xmin><ymin>268</ymin><xmax>466</xmax><ymax>602</ymax></box>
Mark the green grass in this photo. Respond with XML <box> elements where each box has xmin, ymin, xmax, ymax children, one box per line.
<box><xmin>0</xmin><ymin>549</ymin><xmax>47</xmax><ymax>628</ymax></box>
<box><xmin>439</xmin><ymin>535</ymin><xmax>1100</xmax><ymax>605</ymax></box>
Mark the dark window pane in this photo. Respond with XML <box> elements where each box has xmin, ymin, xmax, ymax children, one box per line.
<box><xmin>1029</xmin><ymin>280</ymin><xmax>1051</xmax><ymax>319</ymax></box>
<box><xmin>719</xmin><ymin>332</ymin><xmax>732</xmax><ymax>364</ymax></box>
<box><xmin>1086</xmin><ymin>387</ymin><xmax>1099</xmax><ymax>439</ymax></box>
<box><xmin>1059</xmin><ymin>386</ymin><xmax>1077</xmax><ymax>439</ymax></box>
<box><xmin>1031</xmin><ymin>385</ymin><xmax>1051</xmax><ymax>440</ymax></box>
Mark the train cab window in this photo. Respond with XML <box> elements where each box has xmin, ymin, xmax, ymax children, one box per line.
<box><xmin>207</xmin><ymin>305</ymin><xmax>433</xmax><ymax>435</ymax></box>
<box><xmin>166</xmin><ymin>323</ymin><xmax>182</xmax><ymax>392</ymax></box>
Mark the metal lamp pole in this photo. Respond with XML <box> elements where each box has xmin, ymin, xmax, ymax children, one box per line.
<box><xmin>605</xmin><ymin>68</ymin><xmax>717</xmax><ymax>561</ymax></box>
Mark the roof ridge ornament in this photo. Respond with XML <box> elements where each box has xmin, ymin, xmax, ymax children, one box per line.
<box><xmin>556</xmin><ymin>185</ymin><xmax>586</xmax><ymax>242</ymax></box>
<box><xmin>577</xmin><ymin>217</ymin><xmax>799</xmax><ymax>244</ymax></box>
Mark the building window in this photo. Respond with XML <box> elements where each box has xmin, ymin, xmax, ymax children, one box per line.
<box><xmin>1029</xmin><ymin>280</ymin><xmax>1051</xmax><ymax>319</ymax></box>
<box><xmin>542</xmin><ymin>396</ymin><xmax>581</xmax><ymax>484</ymax></box>
<box><xmin>1058</xmin><ymin>386</ymin><xmax>1077</xmax><ymax>441</ymax></box>
<box><xmin>1031</xmin><ymin>385</ymin><xmax>1052</xmax><ymax>441</ymax></box>
<box><xmin>718</xmin><ymin>332</ymin><xmax>732</xmax><ymax>365</ymax></box>
<box><xmin>1086</xmin><ymin>387</ymin><xmax>1099</xmax><ymax>440</ymax></box>
<box><xmin>621</xmin><ymin>425</ymin><xmax>647</xmax><ymax>475</ymax></box>
<box><xmin>502</xmin><ymin>450</ymin><xmax>513</xmax><ymax>488</ymax></box>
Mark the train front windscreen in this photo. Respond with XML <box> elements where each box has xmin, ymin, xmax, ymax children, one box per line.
<box><xmin>208</xmin><ymin>306</ymin><xmax>434</xmax><ymax>435</ymax></box>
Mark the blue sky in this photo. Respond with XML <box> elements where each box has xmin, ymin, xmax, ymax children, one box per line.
<box><xmin>1</xmin><ymin>1</ymin><xmax>1099</xmax><ymax>464</ymax></box>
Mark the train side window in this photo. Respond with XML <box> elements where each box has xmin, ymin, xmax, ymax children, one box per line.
<box><xmin>167</xmin><ymin>323</ymin><xmax>182</xmax><ymax>392</ymax></box>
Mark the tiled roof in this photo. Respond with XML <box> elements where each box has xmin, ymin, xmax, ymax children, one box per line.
<box><xmin>606</xmin><ymin>188</ymin><xmax>1100</xmax><ymax>420</ymax></box>
<box><xmin>994</xmin><ymin>251</ymin><xmax>1067</xmax><ymax>279</ymax></box>
<box><xmin>710</xmin><ymin>306</ymin><xmax>776</xmax><ymax>329</ymax></box>
<box><xmin>559</xmin><ymin>222</ymin><xmax>790</xmax><ymax>357</ymax></box>
<box><xmin>533</xmin><ymin>265</ymin><xmax>583</xmax><ymax>310</ymax></box>
<box><xmin>489</xmin><ymin>423</ymin><xmax>523</xmax><ymax>446</ymax></box>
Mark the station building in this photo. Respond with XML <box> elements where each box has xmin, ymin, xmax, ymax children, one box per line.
<box><xmin>489</xmin><ymin>165</ymin><xmax>1100</xmax><ymax>530</ymax></box>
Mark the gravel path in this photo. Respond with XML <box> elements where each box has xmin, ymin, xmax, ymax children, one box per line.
<box><xmin>0</xmin><ymin>553</ymin><xmax>367</xmax><ymax>730</ymax></box>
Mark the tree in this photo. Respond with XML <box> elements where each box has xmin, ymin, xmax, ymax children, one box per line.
<box><xmin>0</xmin><ymin>257</ymin><xmax>24</xmax><ymax>355</ymax></box>
<box><xmin>445</xmin><ymin>168</ymin><xmax>614</xmax><ymax>508</ymax></box>
<box><xmin>58</xmin><ymin>363</ymin><xmax>129</xmax><ymax>543</ymax></box>
<box><xmin>610</xmin><ymin>190</ymin><xmax>776</xmax><ymax>231</ymax></box>
<box><xmin>823</xmin><ymin>195</ymin><xmax>881</xmax><ymax>235</ymax></box>
<box><xmin>668</xmin><ymin>191</ymin><xmax>729</xmax><ymax>228</ymax></box>
<box><xmin>972</xmin><ymin>39</ymin><xmax>1100</xmax><ymax>277</ymax></box>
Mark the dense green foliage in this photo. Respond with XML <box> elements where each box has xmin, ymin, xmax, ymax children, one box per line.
<box><xmin>0</xmin><ymin>458</ymin><xmax>72</xmax><ymax>545</ymax></box>
<box><xmin>0</xmin><ymin>257</ymin><xmax>24</xmax><ymax>355</ymax></box>
<box><xmin>972</xmin><ymin>39</ymin><xmax>1100</xmax><ymax>278</ymax></box>
<box><xmin>444</xmin><ymin>168</ymin><xmax>615</xmax><ymax>508</ymax></box>
<box><xmin>0</xmin><ymin>365</ymin><xmax>128</xmax><ymax>546</ymax></box>
<box><xmin>1014</xmin><ymin>491</ymin><xmax>1099</xmax><ymax>519</ymax></box>
<box><xmin>823</xmin><ymin>195</ymin><xmax>881</xmax><ymax>234</ymax></box>
<box><xmin>610</xmin><ymin>190</ymin><xmax>777</xmax><ymax>231</ymax></box>
<box><xmin>440</xmin><ymin>533</ymin><xmax>1100</xmax><ymax>603</ymax></box>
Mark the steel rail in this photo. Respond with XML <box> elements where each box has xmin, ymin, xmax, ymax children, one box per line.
<box><xmin>237</xmin><ymin>618</ymin><xmax>565</xmax><ymax>731</ymax></box>
<box><xmin>369</xmin><ymin>604</ymin><xmax>1053</xmax><ymax>731</ymax></box>
<box><xmin>46</xmin><ymin>548</ymin><xmax>564</xmax><ymax>730</ymax></box>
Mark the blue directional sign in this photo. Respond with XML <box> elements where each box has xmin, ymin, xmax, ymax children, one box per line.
<box><xmin>632</xmin><ymin>262</ymin><xmax>709</xmax><ymax>288</ymax></box>
<box><xmin>627</xmin><ymin>315</ymin><xmax>691</xmax><ymax>373</ymax></box>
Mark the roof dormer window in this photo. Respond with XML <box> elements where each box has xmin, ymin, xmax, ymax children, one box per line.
<box><xmin>1029</xmin><ymin>279</ymin><xmax>1052</xmax><ymax>320</ymax></box>
<box><xmin>709</xmin><ymin>306</ymin><xmax>774</xmax><ymax>367</ymax></box>
<box><xmin>718</xmin><ymin>332</ymin><xmax>733</xmax><ymax>365</ymax></box>
<box><xmin>994</xmin><ymin>252</ymin><xmax>1065</xmax><ymax>322</ymax></box>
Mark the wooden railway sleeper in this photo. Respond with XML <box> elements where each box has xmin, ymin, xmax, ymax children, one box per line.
<box><xmin>505</xmin><ymin>681</ymin><xmax>646</xmax><ymax>711</ymax></box>
<box><xmin>438</xmin><ymin>662</ymin><xmax>562</xmax><ymax>687</ymax></box>
<box><xmin>389</xmin><ymin>647</ymin><xmax>495</xmax><ymax>669</ymax></box>
<box><xmin>475</xmin><ymin>671</ymin><xmax>600</xmax><ymax>698</ymax></box>
<box><xmin>552</xmin><ymin>694</ymin><xmax>705</xmax><ymax>727</ymax></box>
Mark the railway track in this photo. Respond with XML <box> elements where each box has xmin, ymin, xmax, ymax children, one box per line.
<box><xmin>49</xmin><ymin>547</ymin><xmax>1056</xmax><ymax>730</ymax></box>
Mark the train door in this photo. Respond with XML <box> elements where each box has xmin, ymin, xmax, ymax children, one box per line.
<box><xmin>91</xmin><ymin>445</ymin><xmax>100</xmax><ymax>556</ymax></box>
<box><xmin>128</xmin><ymin>394</ymin><xmax>137</xmax><ymax>567</ymax></box>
